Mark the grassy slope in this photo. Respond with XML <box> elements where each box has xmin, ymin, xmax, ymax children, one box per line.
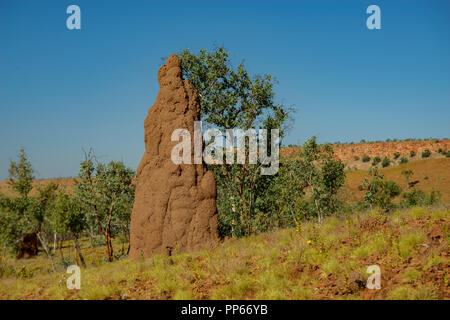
<box><xmin>0</xmin><ymin>207</ymin><xmax>448</xmax><ymax>300</ymax></box>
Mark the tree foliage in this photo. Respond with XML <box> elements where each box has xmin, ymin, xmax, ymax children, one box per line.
<box><xmin>179</xmin><ymin>47</ymin><xmax>291</xmax><ymax>238</ymax></box>
<box><xmin>290</xmin><ymin>137</ymin><xmax>345</xmax><ymax>222</ymax></box>
<box><xmin>53</xmin><ymin>190</ymin><xmax>87</xmax><ymax>267</ymax></box>
<box><xmin>74</xmin><ymin>150</ymin><xmax>135</xmax><ymax>261</ymax></box>
<box><xmin>361</xmin><ymin>168</ymin><xmax>401</xmax><ymax>212</ymax></box>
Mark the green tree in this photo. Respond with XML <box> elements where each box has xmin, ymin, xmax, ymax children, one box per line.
<box><xmin>293</xmin><ymin>137</ymin><xmax>346</xmax><ymax>222</ymax></box>
<box><xmin>53</xmin><ymin>190</ymin><xmax>87</xmax><ymax>267</ymax></box>
<box><xmin>401</xmin><ymin>169</ymin><xmax>414</xmax><ymax>188</ymax></box>
<box><xmin>361</xmin><ymin>168</ymin><xmax>401</xmax><ymax>212</ymax></box>
<box><xmin>0</xmin><ymin>149</ymin><xmax>57</xmax><ymax>272</ymax></box>
<box><xmin>372</xmin><ymin>156</ymin><xmax>381</xmax><ymax>166</ymax></box>
<box><xmin>421</xmin><ymin>149</ymin><xmax>431</xmax><ymax>158</ymax></box>
<box><xmin>75</xmin><ymin>150</ymin><xmax>135</xmax><ymax>261</ymax></box>
<box><xmin>178</xmin><ymin>47</ymin><xmax>291</xmax><ymax>237</ymax></box>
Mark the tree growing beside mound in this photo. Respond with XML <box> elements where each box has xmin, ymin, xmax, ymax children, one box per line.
<box><xmin>178</xmin><ymin>47</ymin><xmax>291</xmax><ymax>237</ymax></box>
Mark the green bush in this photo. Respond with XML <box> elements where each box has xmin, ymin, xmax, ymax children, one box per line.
<box><xmin>401</xmin><ymin>190</ymin><xmax>426</xmax><ymax>207</ymax></box>
<box><xmin>381</xmin><ymin>157</ymin><xmax>391</xmax><ymax>168</ymax></box>
<box><xmin>421</xmin><ymin>149</ymin><xmax>431</xmax><ymax>158</ymax></box>
<box><xmin>410</xmin><ymin>150</ymin><xmax>416</xmax><ymax>158</ymax></box>
<box><xmin>361</xmin><ymin>168</ymin><xmax>401</xmax><ymax>212</ymax></box>
<box><xmin>400</xmin><ymin>189</ymin><xmax>441</xmax><ymax>208</ymax></box>
<box><xmin>372</xmin><ymin>156</ymin><xmax>381</xmax><ymax>166</ymax></box>
<box><xmin>399</xmin><ymin>157</ymin><xmax>408</xmax><ymax>164</ymax></box>
<box><xmin>393</xmin><ymin>152</ymin><xmax>401</xmax><ymax>159</ymax></box>
<box><xmin>353</xmin><ymin>156</ymin><xmax>360</xmax><ymax>161</ymax></box>
<box><xmin>362</xmin><ymin>155</ymin><xmax>371</xmax><ymax>162</ymax></box>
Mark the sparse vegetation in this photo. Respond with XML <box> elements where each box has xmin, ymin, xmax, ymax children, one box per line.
<box><xmin>0</xmin><ymin>207</ymin><xmax>447</xmax><ymax>300</ymax></box>
<box><xmin>372</xmin><ymin>156</ymin><xmax>381</xmax><ymax>166</ymax></box>
<box><xmin>382</xmin><ymin>157</ymin><xmax>391</xmax><ymax>168</ymax></box>
<box><xmin>360</xmin><ymin>168</ymin><xmax>401</xmax><ymax>212</ymax></box>
<box><xmin>422</xmin><ymin>149</ymin><xmax>431</xmax><ymax>158</ymax></box>
<box><xmin>401</xmin><ymin>169</ymin><xmax>414</xmax><ymax>188</ymax></box>
<box><xmin>179</xmin><ymin>46</ymin><xmax>290</xmax><ymax>238</ymax></box>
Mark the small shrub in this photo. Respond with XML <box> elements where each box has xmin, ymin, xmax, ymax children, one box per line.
<box><xmin>413</xmin><ymin>285</ymin><xmax>438</xmax><ymax>300</ymax></box>
<box><xmin>393</xmin><ymin>152</ymin><xmax>400</xmax><ymax>159</ymax></box>
<box><xmin>362</xmin><ymin>155</ymin><xmax>370</xmax><ymax>162</ymax></box>
<box><xmin>402</xmin><ymin>268</ymin><xmax>421</xmax><ymax>284</ymax></box>
<box><xmin>399</xmin><ymin>157</ymin><xmax>408</xmax><ymax>164</ymax></box>
<box><xmin>353</xmin><ymin>156</ymin><xmax>360</xmax><ymax>161</ymax></box>
<box><xmin>424</xmin><ymin>189</ymin><xmax>441</xmax><ymax>205</ymax></box>
<box><xmin>401</xmin><ymin>190</ymin><xmax>426</xmax><ymax>207</ymax></box>
<box><xmin>353</xmin><ymin>246</ymin><xmax>370</xmax><ymax>259</ymax></box>
<box><xmin>92</xmin><ymin>237</ymin><xmax>106</xmax><ymax>247</ymax></box>
<box><xmin>421</xmin><ymin>149</ymin><xmax>431</xmax><ymax>158</ymax></box>
<box><xmin>387</xmin><ymin>287</ymin><xmax>411</xmax><ymax>300</ymax></box>
<box><xmin>381</xmin><ymin>157</ymin><xmax>391</xmax><ymax>168</ymax></box>
<box><xmin>410</xmin><ymin>150</ymin><xmax>416</xmax><ymax>158</ymax></box>
<box><xmin>58</xmin><ymin>257</ymin><xmax>75</xmax><ymax>269</ymax></box>
<box><xmin>387</xmin><ymin>285</ymin><xmax>437</xmax><ymax>300</ymax></box>
<box><xmin>361</xmin><ymin>168</ymin><xmax>401</xmax><ymax>212</ymax></box>
<box><xmin>401</xmin><ymin>189</ymin><xmax>441</xmax><ymax>208</ymax></box>
<box><xmin>398</xmin><ymin>231</ymin><xmax>425</xmax><ymax>259</ymax></box>
<box><xmin>371</xmin><ymin>156</ymin><xmax>381</xmax><ymax>166</ymax></box>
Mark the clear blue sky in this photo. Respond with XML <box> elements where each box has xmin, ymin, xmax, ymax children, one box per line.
<box><xmin>1</xmin><ymin>0</ymin><xmax>449</xmax><ymax>180</ymax></box>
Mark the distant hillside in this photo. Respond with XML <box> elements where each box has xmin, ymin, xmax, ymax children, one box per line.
<box><xmin>283</xmin><ymin>139</ymin><xmax>450</xmax><ymax>170</ymax></box>
<box><xmin>1</xmin><ymin>141</ymin><xmax>449</xmax><ymax>203</ymax></box>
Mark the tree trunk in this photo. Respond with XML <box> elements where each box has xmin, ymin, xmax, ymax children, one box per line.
<box><xmin>104</xmin><ymin>229</ymin><xmax>114</xmax><ymax>262</ymax></box>
<box><xmin>53</xmin><ymin>233</ymin><xmax>57</xmax><ymax>254</ymax></box>
<box><xmin>58</xmin><ymin>239</ymin><xmax>64</xmax><ymax>259</ymax></box>
<box><xmin>36</xmin><ymin>231</ymin><xmax>56</xmax><ymax>273</ymax></box>
<box><xmin>73</xmin><ymin>236</ymin><xmax>86</xmax><ymax>268</ymax></box>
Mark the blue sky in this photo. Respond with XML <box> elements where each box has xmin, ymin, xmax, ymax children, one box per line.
<box><xmin>0</xmin><ymin>0</ymin><xmax>449</xmax><ymax>179</ymax></box>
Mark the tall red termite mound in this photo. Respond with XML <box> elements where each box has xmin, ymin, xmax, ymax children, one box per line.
<box><xmin>129</xmin><ymin>55</ymin><xmax>218</xmax><ymax>259</ymax></box>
